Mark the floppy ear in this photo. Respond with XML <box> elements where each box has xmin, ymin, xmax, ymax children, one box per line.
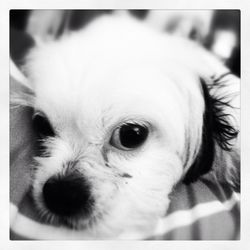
<box><xmin>183</xmin><ymin>76</ymin><xmax>239</xmax><ymax>186</ymax></box>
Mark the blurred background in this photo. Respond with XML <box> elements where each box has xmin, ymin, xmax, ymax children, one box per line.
<box><xmin>10</xmin><ymin>10</ymin><xmax>240</xmax><ymax>77</ymax></box>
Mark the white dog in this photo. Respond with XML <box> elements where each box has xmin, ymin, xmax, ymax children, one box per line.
<box><xmin>11</xmin><ymin>14</ymin><xmax>240</xmax><ymax>239</ymax></box>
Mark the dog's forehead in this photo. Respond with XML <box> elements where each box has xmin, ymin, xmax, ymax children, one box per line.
<box><xmin>34</xmin><ymin>57</ymin><xmax>194</xmax><ymax>116</ymax></box>
<box><xmin>28</xmin><ymin>16</ymin><xmax>205</xmax><ymax>130</ymax></box>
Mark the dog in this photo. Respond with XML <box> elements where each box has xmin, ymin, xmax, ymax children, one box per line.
<box><xmin>11</xmin><ymin>14</ymin><xmax>240</xmax><ymax>239</ymax></box>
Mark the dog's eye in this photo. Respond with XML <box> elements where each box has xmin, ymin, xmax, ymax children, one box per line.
<box><xmin>110</xmin><ymin>123</ymin><xmax>148</xmax><ymax>150</ymax></box>
<box><xmin>32</xmin><ymin>112</ymin><xmax>55</xmax><ymax>137</ymax></box>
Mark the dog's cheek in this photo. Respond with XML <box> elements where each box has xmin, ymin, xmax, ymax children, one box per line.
<box><xmin>90</xmin><ymin>177</ymin><xmax>119</xmax><ymax>209</ymax></box>
<box><xmin>95</xmin><ymin>149</ymin><xmax>183</xmax><ymax>236</ymax></box>
<box><xmin>122</xmin><ymin>147</ymin><xmax>184</xmax><ymax>187</ymax></box>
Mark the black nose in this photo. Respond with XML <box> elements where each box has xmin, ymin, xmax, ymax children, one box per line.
<box><xmin>42</xmin><ymin>173</ymin><xmax>93</xmax><ymax>217</ymax></box>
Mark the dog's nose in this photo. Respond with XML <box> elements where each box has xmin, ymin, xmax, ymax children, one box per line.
<box><xmin>42</xmin><ymin>173</ymin><xmax>93</xmax><ymax>217</ymax></box>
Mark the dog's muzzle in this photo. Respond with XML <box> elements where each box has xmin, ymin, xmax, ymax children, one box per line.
<box><xmin>42</xmin><ymin>172</ymin><xmax>93</xmax><ymax>217</ymax></box>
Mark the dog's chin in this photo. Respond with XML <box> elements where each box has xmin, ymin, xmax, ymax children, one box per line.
<box><xmin>44</xmin><ymin>211</ymin><xmax>92</xmax><ymax>230</ymax></box>
<box><xmin>33</xmin><ymin>184</ymin><xmax>170</xmax><ymax>237</ymax></box>
<box><xmin>33</xmin><ymin>198</ymin><xmax>166</xmax><ymax>239</ymax></box>
<box><xmin>53</xmin><ymin>212</ymin><xmax>103</xmax><ymax>233</ymax></box>
<box><xmin>32</xmin><ymin>176</ymin><xmax>171</xmax><ymax>239</ymax></box>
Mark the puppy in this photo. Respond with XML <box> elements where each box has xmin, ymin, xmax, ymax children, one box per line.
<box><xmin>11</xmin><ymin>14</ymin><xmax>240</xmax><ymax>239</ymax></box>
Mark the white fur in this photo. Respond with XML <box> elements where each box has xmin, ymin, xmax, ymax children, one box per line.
<box><xmin>13</xmin><ymin>15</ymin><xmax>239</xmax><ymax>239</ymax></box>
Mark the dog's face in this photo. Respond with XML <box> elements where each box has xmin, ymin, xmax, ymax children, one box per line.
<box><xmin>13</xmin><ymin>16</ymin><xmax>238</xmax><ymax>239</ymax></box>
<box><xmin>31</xmin><ymin>61</ymin><xmax>204</xmax><ymax>237</ymax></box>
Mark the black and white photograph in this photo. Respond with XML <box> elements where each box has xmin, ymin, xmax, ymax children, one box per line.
<box><xmin>9</xmin><ymin>9</ymin><xmax>240</xmax><ymax>240</ymax></box>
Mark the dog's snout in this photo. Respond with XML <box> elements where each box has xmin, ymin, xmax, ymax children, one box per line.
<box><xmin>42</xmin><ymin>173</ymin><xmax>93</xmax><ymax>217</ymax></box>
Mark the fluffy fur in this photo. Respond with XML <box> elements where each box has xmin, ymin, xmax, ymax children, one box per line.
<box><xmin>11</xmin><ymin>15</ymin><xmax>240</xmax><ymax>239</ymax></box>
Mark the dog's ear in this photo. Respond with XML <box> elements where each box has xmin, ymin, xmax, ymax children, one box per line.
<box><xmin>10</xmin><ymin>60</ymin><xmax>35</xmax><ymax>108</ymax></box>
<box><xmin>183</xmin><ymin>76</ymin><xmax>239</xmax><ymax>185</ymax></box>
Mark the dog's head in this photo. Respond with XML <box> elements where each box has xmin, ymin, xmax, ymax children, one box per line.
<box><xmin>11</xmin><ymin>15</ymin><xmax>239</xmax><ymax>239</ymax></box>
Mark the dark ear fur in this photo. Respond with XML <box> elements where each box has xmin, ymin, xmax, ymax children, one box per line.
<box><xmin>183</xmin><ymin>77</ymin><xmax>239</xmax><ymax>184</ymax></box>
